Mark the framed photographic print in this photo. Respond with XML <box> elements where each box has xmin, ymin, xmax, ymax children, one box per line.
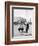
<box><xmin>5</xmin><ymin>1</ymin><xmax>38</xmax><ymax>45</ymax></box>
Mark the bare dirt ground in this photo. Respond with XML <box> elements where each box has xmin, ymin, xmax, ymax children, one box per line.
<box><xmin>13</xmin><ymin>24</ymin><xmax>32</xmax><ymax>37</ymax></box>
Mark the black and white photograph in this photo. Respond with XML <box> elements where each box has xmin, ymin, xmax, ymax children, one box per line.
<box><xmin>13</xmin><ymin>8</ymin><xmax>33</xmax><ymax>37</ymax></box>
<box><xmin>10</xmin><ymin>5</ymin><xmax>36</xmax><ymax>41</ymax></box>
<box><xmin>10</xmin><ymin>6</ymin><xmax>36</xmax><ymax>40</ymax></box>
